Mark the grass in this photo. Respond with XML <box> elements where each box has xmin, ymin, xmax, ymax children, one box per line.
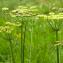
<box><xmin>0</xmin><ymin>14</ymin><xmax>63</xmax><ymax>63</ymax></box>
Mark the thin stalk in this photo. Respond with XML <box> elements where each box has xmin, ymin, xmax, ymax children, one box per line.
<box><xmin>54</xmin><ymin>20</ymin><xmax>60</xmax><ymax>63</ymax></box>
<box><xmin>21</xmin><ymin>18</ymin><xmax>26</xmax><ymax>63</ymax></box>
<box><xmin>8</xmin><ymin>34</ymin><xmax>15</xmax><ymax>63</ymax></box>
<box><xmin>56</xmin><ymin>30</ymin><xmax>60</xmax><ymax>63</ymax></box>
<box><xmin>29</xmin><ymin>19</ymin><xmax>33</xmax><ymax>63</ymax></box>
<box><xmin>21</xmin><ymin>21</ymin><xmax>24</xmax><ymax>63</ymax></box>
<box><xmin>47</xmin><ymin>16</ymin><xmax>63</xmax><ymax>63</ymax></box>
<box><xmin>47</xmin><ymin>19</ymin><xmax>60</xmax><ymax>63</ymax></box>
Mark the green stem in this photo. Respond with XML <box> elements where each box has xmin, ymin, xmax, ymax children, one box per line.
<box><xmin>21</xmin><ymin>19</ymin><xmax>26</xmax><ymax>63</ymax></box>
<box><xmin>56</xmin><ymin>30</ymin><xmax>60</xmax><ymax>63</ymax></box>
<box><xmin>8</xmin><ymin>34</ymin><xmax>15</xmax><ymax>63</ymax></box>
<box><xmin>29</xmin><ymin>19</ymin><xmax>33</xmax><ymax>63</ymax></box>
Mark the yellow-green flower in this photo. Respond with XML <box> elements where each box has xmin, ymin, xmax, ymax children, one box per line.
<box><xmin>2</xmin><ymin>7</ymin><xmax>9</xmax><ymax>11</ymax></box>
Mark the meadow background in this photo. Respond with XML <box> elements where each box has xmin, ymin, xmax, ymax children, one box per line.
<box><xmin>0</xmin><ymin>0</ymin><xmax>63</xmax><ymax>63</ymax></box>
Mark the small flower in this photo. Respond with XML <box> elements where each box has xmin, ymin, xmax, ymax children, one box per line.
<box><xmin>54</xmin><ymin>41</ymin><xmax>62</xmax><ymax>46</ymax></box>
<box><xmin>5</xmin><ymin>22</ymin><xmax>16</xmax><ymax>26</ymax></box>
<box><xmin>54</xmin><ymin>43</ymin><xmax>61</xmax><ymax>46</ymax></box>
<box><xmin>9</xmin><ymin>12</ymin><xmax>16</xmax><ymax>17</ymax></box>
<box><xmin>49</xmin><ymin>12</ymin><xmax>55</xmax><ymax>15</ymax></box>
<box><xmin>37</xmin><ymin>14</ymin><xmax>47</xmax><ymax>19</ymax></box>
<box><xmin>2</xmin><ymin>7</ymin><xmax>9</xmax><ymax>11</ymax></box>
<box><xmin>30</xmin><ymin>6</ymin><xmax>37</xmax><ymax>9</ymax></box>
<box><xmin>11</xmin><ymin>9</ymin><xmax>19</xmax><ymax>13</ymax></box>
<box><xmin>59</xmin><ymin>13</ymin><xmax>63</xmax><ymax>15</ymax></box>
<box><xmin>0</xmin><ymin>25</ymin><xmax>15</xmax><ymax>33</ymax></box>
